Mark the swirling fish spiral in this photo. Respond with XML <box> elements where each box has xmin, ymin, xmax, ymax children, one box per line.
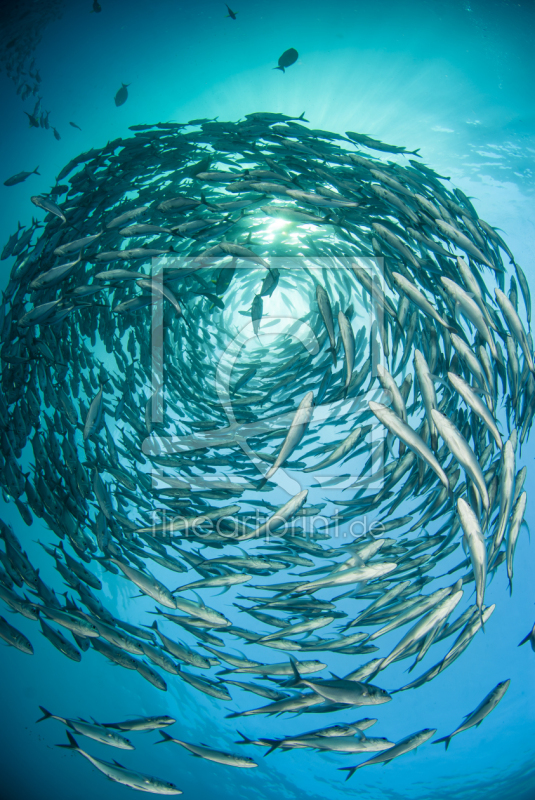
<box><xmin>0</xmin><ymin>113</ymin><xmax>531</xmax><ymax>788</ymax></box>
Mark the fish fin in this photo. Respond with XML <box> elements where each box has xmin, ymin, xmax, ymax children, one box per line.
<box><xmin>518</xmin><ymin>631</ymin><xmax>531</xmax><ymax>646</ymax></box>
<box><xmin>273</xmin><ymin>67</ymin><xmax>285</xmax><ymax>72</ymax></box>
<box><xmin>298</xmin><ymin>112</ymin><xmax>308</xmax><ymax>121</ymax></box>
<box><xmin>34</xmin><ymin>166</ymin><xmax>40</xmax><ymax>175</ymax></box>
<box><xmin>36</xmin><ymin>706</ymin><xmax>52</xmax><ymax>723</ymax></box>
<box><xmin>56</xmin><ymin>731</ymin><xmax>79</xmax><ymax>749</ymax></box>
<box><xmin>113</xmin><ymin>760</ymin><xmax>125</xmax><ymax>768</ymax></box>
<box><xmin>191</xmin><ymin>590</ymin><xmax>205</xmax><ymax>606</ymax></box>
<box><xmin>286</xmin><ymin>656</ymin><xmax>302</xmax><ymax>687</ymax></box>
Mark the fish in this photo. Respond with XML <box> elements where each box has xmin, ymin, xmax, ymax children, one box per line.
<box><xmin>251</xmin><ymin>294</ymin><xmax>262</xmax><ymax>335</ymax></box>
<box><xmin>111</xmin><ymin>559</ymin><xmax>176</xmax><ymax>608</ymax></box>
<box><xmin>431</xmin><ymin>409</ymin><xmax>489</xmax><ymax>512</ymax></box>
<box><xmin>369</xmin><ymin>402</ymin><xmax>449</xmax><ymax>489</ymax></box>
<box><xmin>37</xmin><ymin>707</ymin><xmax>134</xmax><ymax>749</ymax></box>
<box><xmin>39</xmin><ymin>618</ymin><xmax>81</xmax><ymax>662</ymax></box>
<box><xmin>303</xmin><ymin>425</ymin><xmax>366</xmax><ymax>472</ymax></box>
<box><xmin>447</xmin><ymin>372</ymin><xmax>502</xmax><ymax>450</ymax></box>
<box><xmin>265</xmin><ymin>392</ymin><xmax>314</xmax><ymax>480</ymax></box>
<box><xmin>114</xmin><ymin>83</ymin><xmax>130</xmax><ymax>107</ymax></box>
<box><xmin>31</xmin><ymin>195</ymin><xmax>67</xmax><ymax>224</ymax></box>
<box><xmin>316</xmin><ymin>285</ymin><xmax>337</xmax><ymax>364</ymax></box>
<box><xmin>69</xmin><ymin>122</ymin><xmax>82</xmax><ymax>130</ymax></box>
<box><xmin>4</xmin><ymin>167</ymin><xmax>40</xmax><ymax>186</ymax></box>
<box><xmin>340</xmin><ymin>729</ymin><xmax>436</xmax><ymax>778</ymax></box>
<box><xmin>489</xmin><ymin>438</ymin><xmax>516</xmax><ymax>560</ymax></box>
<box><xmin>225</xmin><ymin>4</ymin><xmax>238</xmax><ymax>19</ymax></box>
<box><xmin>375</xmin><ymin>586</ymin><xmax>463</xmax><ymax>673</ymax></box>
<box><xmin>0</xmin><ymin>615</ymin><xmax>33</xmax><ymax>654</ymax></box>
<box><xmin>294</xmin><ymin>561</ymin><xmax>397</xmax><ymax>594</ymax></box>
<box><xmin>288</xmin><ymin>659</ymin><xmax>392</xmax><ymax>706</ymax></box>
<box><xmin>505</xmin><ymin>491</ymin><xmax>526</xmax><ymax>593</ymax></box>
<box><xmin>102</xmin><ymin>716</ymin><xmax>176</xmax><ymax>731</ymax></box>
<box><xmin>156</xmin><ymin>730</ymin><xmax>257</xmax><ymax>767</ymax></box>
<box><xmin>338</xmin><ymin>311</ymin><xmax>355</xmax><ymax>389</ymax></box>
<box><xmin>40</xmin><ymin>607</ymin><xmax>100</xmax><ymax>638</ymax></box>
<box><xmin>433</xmin><ymin>680</ymin><xmax>510</xmax><ymax>749</ymax></box>
<box><xmin>270</xmin><ymin>735</ymin><xmax>395</xmax><ymax>754</ymax></box>
<box><xmin>495</xmin><ymin>288</ymin><xmax>534</xmax><ymax>374</ymax></box>
<box><xmin>57</xmin><ymin>732</ymin><xmax>181</xmax><ymax>794</ymax></box>
<box><xmin>274</xmin><ymin>48</ymin><xmax>299</xmax><ymax>72</ymax></box>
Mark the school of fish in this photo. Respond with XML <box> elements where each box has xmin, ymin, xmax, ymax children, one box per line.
<box><xmin>0</xmin><ymin>111</ymin><xmax>532</xmax><ymax>792</ymax></box>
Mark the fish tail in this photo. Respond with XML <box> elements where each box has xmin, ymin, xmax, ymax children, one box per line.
<box><xmin>57</xmin><ymin>731</ymin><xmax>79</xmax><ymax>750</ymax></box>
<box><xmin>518</xmin><ymin>630</ymin><xmax>532</xmax><ymax>647</ymax></box>
<box><xmin>36</xmin><ymin>706</ymin><xmax>52</xmax><ymax>723</ymax></box>
<box><xmin>273</xmin><ymin>66</ymin><xmax>285</xmax><ymax>72</ymax></box>
<box><xmin>329</xmin><ymin>347</ymin><xmax>337</xmax><ymax>367</ymax></box>
<box><xmin>33</xmin><ymin>166</ymin><xmax>40</xmax><ymax>175</ymax></box>
<box><xmin>154</xmin><ymin>729</ymin><xmax>173</xmax><ymax>745</ymax></box>
<box><xmin>433</xmin><ymin>735</ymin><xmax>451</xmax><ymax>750</ymax></box>
<box><xmin>298</xmin><ymin>112</ymin><xmax>308</xmax><ymax>121</ymax></box>
<box><xmin>339</xmin><ymin>766</ymin><xmax>357</xmax><ymax>780</ymax></box>
<box><xmin>263</xmin><ymin>739</ymin><xmax>282</xmax><ymax>755</ymax></box>
<box><xmin>235</xmin><ymin>730</ymin><xmax>253</xmax><ymax>744</ymax></box>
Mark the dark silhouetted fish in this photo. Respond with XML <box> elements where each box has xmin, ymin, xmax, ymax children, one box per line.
<box><xmin>114</xmin><ymin>83</ymin><xmax>130</xmax><ymax>107</ymax></box>
<box><xmin>274</xmin><ymin>48</ymin><xmax>298</xmax><ymax>72</ymax></box>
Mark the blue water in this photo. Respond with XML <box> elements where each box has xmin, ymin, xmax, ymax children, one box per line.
<box><xmin>0</xmin><ymin>1</ymin><xmax>534</xmax><ymax>799</ymax></box>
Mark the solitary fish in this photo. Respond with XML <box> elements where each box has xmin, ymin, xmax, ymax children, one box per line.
<box><xmin>114</xmin><ymin>83</ymin><xmax>130</xmax><ymax>107</ymax></box>
<box><xmin>433</xmin><ymin>680</ymin><xmax>510</xmax><ymax>749</ymax></box>
<box><xmin>225</xmin><ymin>4</ymin><xmax>237</xmax><ymax>19</ymax></box>
<box><xmin>274</xmin><ymin>48</ymin><xmax>298</xmax><ymax>72</ymax></box>
<box><xmin>4</xmin><ymin>167</ymin><xmax>40</xmax><ymax>186</ymax></box>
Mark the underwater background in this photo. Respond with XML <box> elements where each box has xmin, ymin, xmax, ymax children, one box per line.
<box><xmin>0</xmin><ymin>1</ymin><xmax>534</xmax><ymax>799</ymax></box>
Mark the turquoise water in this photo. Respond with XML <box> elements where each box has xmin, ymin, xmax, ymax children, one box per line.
<box><xmin>0</xmin><ymin>1</ymin><xmax>534</xmax><ymax>799</ymax></box>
